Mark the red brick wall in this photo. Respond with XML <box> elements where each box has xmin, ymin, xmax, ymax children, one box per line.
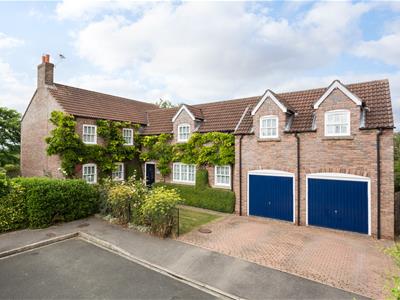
<box><xmin>234</xmin><ymin>89</ymin><xmax>395</xmax><ymax>239</ymax></box>
<box><xmin>21</xmin><ymin>87</ymin><xmax>64</xmax><ymax>178</ymax></box>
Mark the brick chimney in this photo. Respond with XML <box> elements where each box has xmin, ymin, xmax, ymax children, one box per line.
<box><xmin>37</xmin><ymin>54</ymin><xmax>54</xmax><ymax>87</ymax></box>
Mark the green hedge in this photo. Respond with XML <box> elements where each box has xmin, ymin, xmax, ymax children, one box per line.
<box><xmin>0</xmin><ymin>177</ymin><xmax>99</xmax><ymax>232</ymax></box>
<box><xmin>154</xmin><ymin>182</ymin><xmax>235</xmax><ymax>213</ymax></box>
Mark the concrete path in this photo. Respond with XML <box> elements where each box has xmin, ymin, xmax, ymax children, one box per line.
<box><xmin>0</xmin><ymin>217</ymin><xmax>367</xmax><ymax>300</ymax></box>
<box><xmin>179</xmin><ymin>215</ymin><xmax>397</xmax><ymax>299</ymax></box>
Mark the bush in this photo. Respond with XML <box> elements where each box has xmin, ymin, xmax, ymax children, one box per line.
<box><xmin>3</xmin><ymin>164</ymin><xmax>20</xmax><ymax>178</ymax></box>
<box><xmin>386</xmin><ymin>244</ymin><xmax>400</xmax><ymax>299</ymax></box>
<box><xmin>141</xmin><ymin>186</ymin><xmax>181</xmax><ymax>237</ymax></box>
<box><xmin>106</xmin><ymin>176</ymin><xmax>147</xmax><ymax>224</ymax></box>
<box><xmin>0</xmin><ymin>171</ymin><xmax>11</xmax><ymax>198</ymax></box>
<box><xmin>0</xmin><ymin>181</ymin><xmax>27</xmax><ymax>232</ymax></box>
<box><xmin>154</xmin><ymin>183</ymin><xmax>235</xmax><ymax>213</ymax></box>
<box><xmin>195</xmin><ymin>168</ymin><xmax>208</xmax><ymax>190</ymax></box>
<box><xmin>13</xmin><ymin>177</ymin><xmax>99</xmax><ymax>228</ymax></box>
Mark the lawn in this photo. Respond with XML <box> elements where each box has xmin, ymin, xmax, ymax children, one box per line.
<box><xmin>179</xmin><ymin>207</ymin><xmax>221</xmax><ymax>235</ymax></box>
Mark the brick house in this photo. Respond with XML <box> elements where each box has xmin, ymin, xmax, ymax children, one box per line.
<box><xmin>21</xmin><ymin>55</ymin><xmax>395</xmax><ymax>239</ymax></box>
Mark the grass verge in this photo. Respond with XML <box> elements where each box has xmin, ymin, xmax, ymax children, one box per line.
<box><xmin>179</xmin><ymin>207</ymin><xmax>220</xmax><ymax>235</ymax></box>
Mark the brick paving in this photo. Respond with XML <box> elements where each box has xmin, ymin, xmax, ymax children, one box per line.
<box><xmin>178</xmin><ymin>215</ymin><xmax>398</xmax><ymax>299</ymax></box>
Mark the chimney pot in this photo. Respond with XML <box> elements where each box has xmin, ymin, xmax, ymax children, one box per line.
<box><xmin>45</xmin><ymin>54</ymin><xmax>50</xmax><ymax>63</ymax></box>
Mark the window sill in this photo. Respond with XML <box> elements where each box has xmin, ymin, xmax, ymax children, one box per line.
<box><xmin>322</xmin><ymin>135</ymin><xmax>354</xmax><ymax>140</ymax></box>
<box><xmin>257</xmin><ymin>138</ymin><xmax>281</xmax><ymax>142</ymax></box>
<box><xmin>214</xmin><ymin>184</ymin><xmax>231</xmax><ymax>189</ymax></box>
<box><xmin>172</xmin><ymin>181</ymin><xmax>195</xmax><ymax>186</ymax></box>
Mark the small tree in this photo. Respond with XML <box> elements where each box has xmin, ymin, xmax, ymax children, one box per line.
<box><xmin>155</xmin><ymin>98</ymin><xmax>176</xmax><ymax>109</ymax></box>
<box><xmin>0</xmin><ymin>107</ymin><xmax>21</xmax><ymax>167</ymax></box>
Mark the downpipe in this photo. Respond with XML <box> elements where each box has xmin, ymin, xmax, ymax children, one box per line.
<box><xmin>376</xmin><ymin>128</ymin><xmax>383</xmax><ymax>239</ymax></box>
<box><xmin>295</xmin><ymin>133</ymin><xmax>301</xmax><ymax>226</ymax></box>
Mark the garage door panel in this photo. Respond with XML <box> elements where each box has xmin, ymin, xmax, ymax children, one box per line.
<box><xmin>249</xmin><ymin>174</ymin><xmax>293</xmax><ymax>222</ymax></box>
<box><xmin>308</xmin><ymin>178</ymin><xmax>368</xmax><ymax>234</ymax></box>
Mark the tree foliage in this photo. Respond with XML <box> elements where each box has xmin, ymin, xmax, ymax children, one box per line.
<box><xmin>155</xmin><ymin>98</ymin><xmax>176</xmax><ymax>108</ymax></box>
<box><xmin>0</xmin><ymin>107</ymin><xmax>21</xmax><ymax>166</ymax></box>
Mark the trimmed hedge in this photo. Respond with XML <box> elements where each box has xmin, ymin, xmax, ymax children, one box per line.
<box><xmin>154</xmin><ymin>182</ymin><xmax>235</xmax><ymax>213</ymax></box>
<box><xmin>0</xmin><ymin>177</ymin><xmax>99</xmax><ymax>232</ymax></box>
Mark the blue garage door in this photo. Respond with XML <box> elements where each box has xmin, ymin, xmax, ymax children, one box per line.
<box><xmin>308</xmin><ymin>178</ymin><xmax>368</xmax><ymax>234</ymax></box>
<box><xmin>249</xmin><ymin>174</ymin><xmax>293</xmax><ymax>222</ymax></box>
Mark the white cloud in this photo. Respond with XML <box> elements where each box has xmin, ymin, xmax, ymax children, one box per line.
<box><xmin>73</xmin><ymin>1</ymin><xmax>375</xmax><ymax>101</ymax></box>
<box><xmin>0</xmin><ymin>60</ymin><xmax>33</xmax><ymax>113</ymax></box>
<box><xmin>356</xmin><ymin>34</ymin><xmax>400</xmax><ymax>67</ymax></box>
<box><xmin>0</xmin><ymin>33</ymin><xmax>31</xmax><ymax>113</ymax></box>
<box><xmin>0</xmin><ymin>32</ymin><xmax>23</xmax><ymax>49</ymax></box>
<box><xmin>55</xmin><ymin>0</ymin><xmax>151</xmax><ymax>20</ymax></box>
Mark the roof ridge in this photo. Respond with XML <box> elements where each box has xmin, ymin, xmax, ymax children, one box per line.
<box><xmin>53</xmin><ymin>83</ymin><xmax>157</xmax><ymax>109</ymax></box>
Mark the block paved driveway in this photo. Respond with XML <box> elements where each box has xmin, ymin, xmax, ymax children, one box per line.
<box><xmin>178</xmin><ymin>214</ymin><xmax>398</xmax><ymax>299</ymax></box>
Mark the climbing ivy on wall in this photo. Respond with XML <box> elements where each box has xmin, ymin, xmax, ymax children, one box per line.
<box><xmin>140</xmin><ymin>132</ymin><xmax>235</xmax><ymax>179</ymax></box>
<box><xmin>46</xmin><ymin>111</ymin><xmax>140</xmax><ymax>178</ymax></box>
<box><xmin>46</xmin><ymin>111</ymin><xmax>235</xmax><ymax>181</ymax></box>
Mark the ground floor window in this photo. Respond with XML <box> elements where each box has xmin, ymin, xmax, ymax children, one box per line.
<box><xmin>112</xmin><ymin>163</ymin><xmax>124</xmax><ymax>181</ymax></box>
<box><xmin>83</xmin><ymin>163</ymin><xmax>97</xmax><ymax>184</ymax></box>
<box><xmin>173</xmin><ymin>163</ymin><xmax>196</xmax><ymax>183</ymax></box>
<box><xmin>215</xmin><ymin>165</ymin><xmax>231</xmax><ymax>187</ymax></box>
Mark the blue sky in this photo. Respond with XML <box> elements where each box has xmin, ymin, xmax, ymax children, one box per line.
<box><xmin>0</xmin><ymin>1</ymin><xmax>399</xmax><ymax>129</ymax></box>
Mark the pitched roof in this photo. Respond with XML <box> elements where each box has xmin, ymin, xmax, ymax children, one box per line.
<box><xmin>144</xmin><ymin>79</ymin><xmax>394</xmax><ymax>135</ymax></box>
<box><xmin>49</xmin><ymin>83</ymin><xmax>158</xmax><ymax>124</ymax></box>
<box><xmin>185</xmin><ymin>104</ymin><xmax>204</xmax><ymax>120</ymax></box>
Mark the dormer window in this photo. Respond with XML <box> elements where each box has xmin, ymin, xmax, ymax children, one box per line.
<box><xmin>325</xmin><ymin>110</ymin><xmax>350</xmax><ymax>136</ymax></box>
<box><xmin>260</xmin><ymin>116</ymin><xmax>278</xmax><ymax>138</ymax></box>
<box><xmin>178</xmin><ymin>124</ymin><xmax>190</xmax><ymax>142</ymax></box>
<box><xmin>83</xmin><ymin>125</ymin><xmax>97</xmax><ymax>144</ymax></box>
<box><xmin>122</xmin><ymin>128</ymin><xmax>133</xmax><ymax>145</ymax></box>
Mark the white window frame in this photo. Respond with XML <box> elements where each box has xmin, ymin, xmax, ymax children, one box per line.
<box><xmin>122</xmin><ymin>128</ymin><xmax>134</xmax><ymax>145</ymax></box>
<box><xmin>112</xmin><ymin>162</ymin><xmax>124</xmax><ymax>181</ymax></box>
<box><xmin>172</xmin><ymin>162</ymin><xmax>196</xmax><ymax>184</ymax></box>
<box><xmin>324</xmin><ymin>109</ymin><xmax>351</xmax><ymax>137</ymax></box>
<box><xmin>82</xmin><ymin>124</ymin><xmax>97</xmax><ymax>144</ymax></box>
<box><xmin>260</xmin><ymin>115</ymin><xmax>279</xmax><ymax>138</ymax></box>
<box><xmin>82</xmin><ymin>163</ymin><xmax>97</xmax><ymax>184</ymax></box>
<box><xmin>177</xmin><ymin>124</ymin><xmax>191</xmax><ymax>142</ymax></box>
<box><xmin>215</xmin><ymin>165</ymin><xmax>231</xmax><ymax>188</ymax></box>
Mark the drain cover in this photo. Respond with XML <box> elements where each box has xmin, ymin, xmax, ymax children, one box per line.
<box><xmin>198</xmin><ymin>228</ymin><xmax>212</xmax><ymax>234</ymax></box>
<box><xmin>77</xmin><ymin>223</ymin><xmax>90</xmax><ymax>228</ymax></box>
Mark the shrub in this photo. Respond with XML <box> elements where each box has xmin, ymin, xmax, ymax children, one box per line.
<box><xmin>0</xmin><ymin>171</ymin><xmax>11</xmax><ymax>198</ymax></box>
<box><xmin>101</xmin><ymin>175</ymin><xmax>147</xmax><ymax>224</ymax></box>
<box><xmin>13</xmin><ymin>177</ymin><xmax>99</xmax><ymax>228</ymax></box>
<box><xmin>3</xmin><ymin>164</ymin><xmax>20</xmax><ymax>178</ymax></box>
<box><xmin>0</xmin><ymin>181</ymin><xmax>27</xmax><ymax>232</ymax></box>
<box><xmin>386</xmin><ymin>244</ymin><xmax>400</xmax><ymax>299</ymax></box>
<box><xmin>154</xmin><ymin>183</ymin><xmax>235</xmax><ymax>213</ymax></box>
<box><xmin>141</xmin><ymin>186</ymin><xmax>181</xmax><ymax>237</ymax></box>
<box><xmin>195</xmin><ymin>168</ymin><xmax>208</xmax><ymax>190</ymax></box>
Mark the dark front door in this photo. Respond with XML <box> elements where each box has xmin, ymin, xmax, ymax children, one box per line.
<box><xmin>145</xmin><ymin>163</ymin><xmax>155</xmax><ymax>186</ymax></box>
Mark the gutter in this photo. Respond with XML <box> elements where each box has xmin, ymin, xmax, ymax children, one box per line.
<box><xmin>238</xmin><ymin>135</ymin><xmax>244</xmax><ymax>216</ymax></box>
<box><xmin>376</xmin><ymin>128</ymin><xmax>383</xmax><ymax>239</ymax></box>
<box><xmin>295</xmin><ymin>133</ymin><xmax>301</xmax><ymax>226</ymax></box>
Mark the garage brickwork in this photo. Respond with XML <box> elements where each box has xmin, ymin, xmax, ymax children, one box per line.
<box><xmin>234</xmin><ymin>89</ymin><xmax>395</xmax><ymax>239</ymax></box>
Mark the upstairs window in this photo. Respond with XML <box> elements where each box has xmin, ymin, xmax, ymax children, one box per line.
<box><xmin>122</xmin><ymin>128</ymin><xmax>134</xmax><ymax>145</ymax></box>
<box><xmin>178</xmin><ymin>124</ymin><xmax>190</xmax><ymax>142</ymax></box>
<box><xmin>325</xmin><ymin>110</ymin><xmax>350</xmax><ymax>136</ymax></box>
<box><xmin>82</xmin><ymin>163</ymin><xmax>97</xmax><ymax>184</ymax></box>
<box><xmin>83</xmin><ymin>125</ymin><xmax>97</xmax><ymax>144</ymax></box>
<box><xmin>260</xmin><ymin>116</ymin><xmax>278</xmax><ymax>138</ymax></box>
<box><xmin>112</xmin><ymin>163</ymin><xmax>124</xmax><ymax>181</ymax></box>
<box><xmin>215</xmin><ymin>165</ymin><xmax>231</xmax><ymax>187</ymax></box>
<box><xmin>173</xmin><ymin>163</ymin><xmax>195</xmax><ymax>183</ymax></box>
